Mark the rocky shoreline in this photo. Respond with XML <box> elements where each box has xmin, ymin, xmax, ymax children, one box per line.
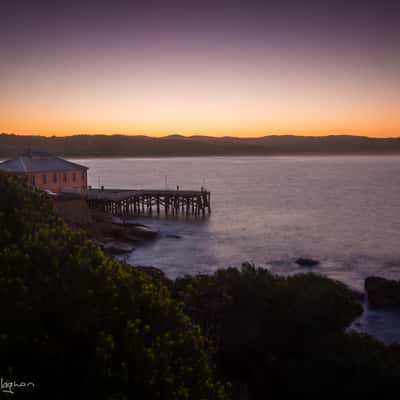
<box><xmin>86</xmin><ymin>209</ymin><xmax>159</xmax><ymax>255</ymax></box>
<box><xmin>55</xmin><ymin>198</ymin><xmax>400</xmax><ymax>324</ymax></box>
<box><xmin>54</xmin><ymin>197</ymin><xmax>159</xmax><ymax>256</ymax></box>
<box><xmin>365</xmin><ymin>276</ymin><xmax>400</xmax><ymax>308</ymax></box>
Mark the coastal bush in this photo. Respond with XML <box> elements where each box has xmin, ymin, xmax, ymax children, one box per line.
<box><xmin>0</xmin><ymin>173</ymin><xmax>227</xmax><ymax>400</ymax></box>
<box><xmin>173</xmin><ymin>265</ymin><xmax>400</xmax><ymax>398</ymax></box>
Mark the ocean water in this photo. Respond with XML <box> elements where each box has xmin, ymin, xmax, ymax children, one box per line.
<box><xmin>75</xmin><ymin>156</ymin><xmax>400</xmax><ymax>343</ymax></box>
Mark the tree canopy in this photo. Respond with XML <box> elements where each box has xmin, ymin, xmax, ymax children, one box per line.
<box><xmin>0</xmin><ymin>173</ymin><xmax>226</xmax><ymax>399</ymax></box>
<box><xmin>173</xmin><ymin>265</ymin><xmax>400</xmax><ymax>398</ymax></box>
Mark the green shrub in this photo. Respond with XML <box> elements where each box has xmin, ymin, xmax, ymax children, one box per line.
<box><xmin>0</xmin><ymin>173</ymin><xmax>227</xmax><ymax>400</ymax></box>
<box><xmin>173</xmin><ymin>265</ymin><xmax>400</xmax><ymax>398</ymax></box>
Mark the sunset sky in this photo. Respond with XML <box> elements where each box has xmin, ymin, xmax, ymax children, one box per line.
<box><xmin>1</xmin><ymin>0</ymin><xmax>399</xmax><ymax>137</ymax></box>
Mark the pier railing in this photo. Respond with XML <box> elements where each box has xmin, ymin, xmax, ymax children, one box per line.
<box><xmin>87</xmin><ymin>188</ymin><xmax>211</xmax><ymax>218</ymax></box>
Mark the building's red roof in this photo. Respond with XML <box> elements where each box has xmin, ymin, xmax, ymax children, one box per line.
<box><xmin>0</xmin><ymin>152</ymin><xmax>88</xmax><ymax>173</ymax></box>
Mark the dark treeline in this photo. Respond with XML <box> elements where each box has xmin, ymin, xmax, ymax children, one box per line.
<box><xmin>1</xmin><ymin>133</ymin><xmax>400</xmax><ymax>158</ymax></box>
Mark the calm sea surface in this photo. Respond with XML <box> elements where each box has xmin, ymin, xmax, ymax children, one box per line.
<box><xmin>75</xmin><ymin>156</ymin><xmax>400</xmax><ymax>343</ymax></box>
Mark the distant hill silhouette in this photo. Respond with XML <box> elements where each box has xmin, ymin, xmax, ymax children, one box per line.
<box><xmin>1</xmin><ymin>133</ymin><xmax>400</xmax><ymax>158</ymax></box>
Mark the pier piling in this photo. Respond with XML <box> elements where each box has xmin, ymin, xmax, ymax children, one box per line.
<box><xmin>88</xmin><ymin>188</ymin><xmax>211</xmax><ymax>218</ymax></box>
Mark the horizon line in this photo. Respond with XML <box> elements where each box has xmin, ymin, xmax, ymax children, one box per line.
<box><xmin>2</xmin><ymin>132</ymin><xmax>400</xmax><ymax>140</ymax></box>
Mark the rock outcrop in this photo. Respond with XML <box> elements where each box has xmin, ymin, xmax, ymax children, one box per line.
<box><xmin>54</xmin><ymin>197</ymin><xmax>93</xmax><ymax>226</ymax></box>
<box><xmin>295</xmin><ymin>258</ymin><xmax>320</xmax><ymax>267</ymax></box>
<box><xmin>103</xmin><ymin>241</ymin><xmax>135</xmax><ymax>255</ymax></box>
<box><xmin>56</xmin><ymin>204</ymin><xmax>159</xmax><ymax>254</ymax></box>
<box><xmin>365</xmin><ymin>276</ymin><xmax>400</xmax><ymax>308</ymax></box>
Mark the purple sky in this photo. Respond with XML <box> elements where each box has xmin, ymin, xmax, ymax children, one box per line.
<box><xmin>1</xmin><ymin>0</ymin><xmax>400</xmax><ymax>136</ymax></box>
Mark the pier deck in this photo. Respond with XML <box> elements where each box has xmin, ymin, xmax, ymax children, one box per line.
<box><xmin>87</xmin><ymin>188</ymin><xmax>211</xmax><ymax>217</ymax></box>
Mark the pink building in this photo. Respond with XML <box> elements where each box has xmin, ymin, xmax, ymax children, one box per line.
<box><xmin>0</xmin><ymin>151</ymin><xmax>88</xmax><ymax>194</ymax></box>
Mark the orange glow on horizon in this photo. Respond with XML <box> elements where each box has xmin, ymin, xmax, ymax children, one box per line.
<box><xmin>2</xmin><ymin>1</ymin><xmax>400</xmax><ymax>140</ymax></box>
<box><xmin>1</xmin><ymin>40</ymin><xmax>399</xmax><ymax>139</ymax></box>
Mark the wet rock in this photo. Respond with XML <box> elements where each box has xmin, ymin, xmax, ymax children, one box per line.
<box><xmin>166</xmin><ymin>234</ymin><xmax>182</xmax><ymax>239</ymax></box>
<box><xmin>365</xmin><ymin>276</ymin><xmax>400</xmax><ymax>308</ymax></box>
<box><xmin>125</xmin><ymin>235</ymin><xmax>147</xmax><ymax>244</ymax></box>
<box><xmin>80</xmin><ymin>209</ymin><xmax>159</xmax><ymax>249</ymax></box>
<box><xmin>132</xmin><ymin>226</ymin><xmax>159</xmax><ymax>240</ymax></box>
<box><xmin>295</xmin><ymin>258</ymin><xmax>320</xmax><ymax>267</ymax></box>
<box><xmin>103</xmin><ymin>241</ymin><xmax>134</xmax><ymax>255</ymax></box>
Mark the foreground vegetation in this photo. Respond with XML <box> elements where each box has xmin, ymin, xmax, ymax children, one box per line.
<box><xmin>0</xmin><ymin>173</ymin><xmax>226</xmax><ymax>399</ymax></box>
<box><xmin>174</xmin><ymin>268</ymin><xmax>400</xmax><ymax>397</ymax></box>
<box><xmin>1</xmin><ymin>173</ymin><xmax>400</xmax><ymax>398</ymax></box>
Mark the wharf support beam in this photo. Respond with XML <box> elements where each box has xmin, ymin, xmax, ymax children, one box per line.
<box><xmin>88</xmin><ymin>189</ymin><xmax>211</xmax><ymax>218</ymax></box>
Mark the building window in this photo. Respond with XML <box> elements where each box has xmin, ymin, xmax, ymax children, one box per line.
<box><xmin>53</xmin><ymin>173</ymin><xmax>57</xmax><ymax>183</ymax></box>
<box><xmin>30</xmin><ymin>175</ymin><xmax>35</xmax><ymax>185</ymax></box>
<box><xmin>42</xmin><ymin>174</ymin><xmax>47</xmax><ymax>184</ymax></box>
<box><xmin>72</xmin><ymin>172</ymin><xmax>76</xmax><ymax>182</ymax></box>
<box><xmin>63</xmin><ymin>172</ymin><xmax>67</xmax><ymax>182</ymax></box>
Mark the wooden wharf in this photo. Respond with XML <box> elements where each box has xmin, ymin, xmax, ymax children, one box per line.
<box><xmin>87</xmin><ymin>188</ymin><xmax>211</xmax><ymax>218</ymax></box>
